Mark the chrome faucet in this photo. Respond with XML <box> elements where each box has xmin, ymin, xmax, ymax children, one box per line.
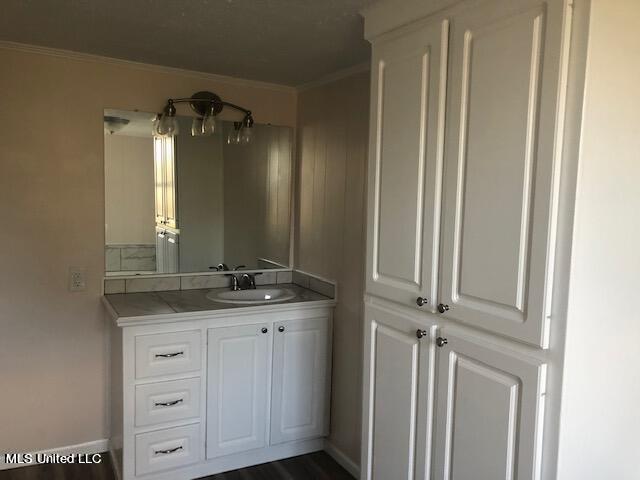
<box><xmin>229</xmin><ymin>265</ymin><xmax>250</xmax><ymax>291</ymax></box>
<box><xmin>240</xmin><ymin>273</ymin><xmax>257</xmax><ymax>290</ymax></box>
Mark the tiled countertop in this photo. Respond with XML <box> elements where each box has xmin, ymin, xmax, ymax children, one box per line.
<box><xmin>103</xmin><ymin>283</ymin><xmax>334</xmax><ymax>326</ymax></box>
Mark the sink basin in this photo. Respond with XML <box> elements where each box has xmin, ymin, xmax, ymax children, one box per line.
<box><xmin>207</xmin><ymin>288</ymin><xmax>296</xmax><ymax>305</ymax></box>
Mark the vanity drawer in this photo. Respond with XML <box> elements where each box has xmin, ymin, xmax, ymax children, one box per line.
<box><xmin>135</xmin><ymin>330</ymin><xmax>201</xmax><ymax>380</ymax></box>
<box><xmin>135</xmin><ymin>377</ymin><xmax>201</xmax><ymax>427</ymax></box>
<box><xmin>135</xmin><ymin>423</ymin><xmax>200</xmax><ymax>476</ymax></box>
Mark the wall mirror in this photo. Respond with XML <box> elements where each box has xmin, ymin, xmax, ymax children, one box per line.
<box><xmin>104</xmin><ymin>109</ymin><xmax>292</xmax><ymax>276</ymax></box>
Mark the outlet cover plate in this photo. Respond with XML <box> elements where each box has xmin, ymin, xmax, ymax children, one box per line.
<box><xmin>69</xmin><ymin>267</ymin><xmax>87</xmax><ymax>292</ymax></box>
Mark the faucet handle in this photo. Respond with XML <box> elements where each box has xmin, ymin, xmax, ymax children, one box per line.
<box><xmin>234</xmin><ymin>265</ymin><xmax>246</xmax><ymax>271</ymax></box>
<box><xmin>217</xmin><ymin>263</ymin><xmax>229</xmax><ymax>271</ymax></box>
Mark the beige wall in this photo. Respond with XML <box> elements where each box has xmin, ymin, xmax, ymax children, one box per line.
<box><xmin>104</xmin><ymin>134</ymin><xmax>155</xmax><ymax>245</ymax></box>
<box><xmin>0</xmin><ymin>44</ymin><xmax>296</xmax><ymax>453</ymax></box>
<box><xmin>557</xmin><ymin>1</ymin><xmax>640</xmax><ymax>477</ymax></box>
<box><xmin>224</xmin><ymin>124</ymin><xmax>293</xmax><ymax>268</ymax></box>
<box><xmin>176</xmin><ymin>116</ymin><xmax>225</xmax><ymax>272</ymax></box>
<box><xmin>295</xmin><ymin>71</ymin><xmax>369</xmax><ymax>465</ymax></box>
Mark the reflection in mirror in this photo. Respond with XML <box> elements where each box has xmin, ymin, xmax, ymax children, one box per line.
<box><xmin>104</xmin><ymin>109</ymin><xmax>292</xmax><ymax>276</ymax></box>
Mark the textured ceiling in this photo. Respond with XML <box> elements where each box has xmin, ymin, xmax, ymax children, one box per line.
<box><xmin>0</xmin><ymin>0</ymin><xmax>375</xmax><ymax>86</ymax></box>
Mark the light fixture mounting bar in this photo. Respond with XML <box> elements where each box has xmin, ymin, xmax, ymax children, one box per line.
<box><xmin>164</xmin><ymin>91</ymin><xmax>252</xmax><ymax>119</ymax></box>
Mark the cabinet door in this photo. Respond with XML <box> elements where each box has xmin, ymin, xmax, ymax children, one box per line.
<box><xmin>153</xmin><ymin>136</ymin><xmax>165</xmax><ymax>225</ymax></box>
<box><xmin>433</xmin><ymin>333</ymin><xmax>546</xmax><ymax>480</ymax></box>
<box><xmin>270</xmin><ymin>316</ymin><xmax>331</xmax><ymax>445</ymax></box>
<box><xmin>163</xmin><ymin>136</ymin><xmax>178</xmax><ymax>229</ymax></box>
<box><xmin>366</xmin><ymin>19</ymin><xmax>448</xmax><ymax>311</ymax></box>
<box><xmin>155</xmin><ymin>228</ymin><xmax>166</xmax><ymax>273</ymax></box>
<box><xmin>206</xmin><ymin>324</ymin><xmax>270</xmax><ymax>458</ymax></box>
<box><xmin>361</xmin><ymin>303</ymin><xmax>436</xmax><ymax>480</ymax></box>
<box><xmin>165</xmin><ymin>231</ymin><xmax>179</xmax><ymax>274</ymax></box>
<box><xmin>438</xmin><ymin>0</ymin><xmax>566</xmax><ymax>346</ymax></box>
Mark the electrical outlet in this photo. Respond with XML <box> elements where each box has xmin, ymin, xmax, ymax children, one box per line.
<box><xmin>69</xmin><ymin>267</ymin><xmax>87</xmax><ymax>292</ymax></box>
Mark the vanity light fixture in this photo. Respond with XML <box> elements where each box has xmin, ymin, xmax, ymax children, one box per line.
<box><xmin>227</xmin><ymin>115</ymin><xmax>254</xmax><ymax>145</ymax></box>
<box><xmin>155</xmin><ymin>90</ymin><xmax>254</xmax><ymax>142</ymax></box>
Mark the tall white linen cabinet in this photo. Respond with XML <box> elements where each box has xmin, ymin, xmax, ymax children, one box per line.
<box><xmin>360</xmin><ymin>0</ymin><xmax>640</xmax><ymax>479</ymax></box>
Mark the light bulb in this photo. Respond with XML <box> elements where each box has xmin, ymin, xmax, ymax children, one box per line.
<box><xmin>152</xmin><ymin>116</ymin><xmax>160</xmax><ymax>136</ymax></box>
<box><xmin>228</xmin><ymin>122</ymin><xmax>243</xmax><ymax>145</ymax></box>
<box><xmin>191</xmin><ymin>117</ymin><xmax>204</xmax><ymax>136</ymax></box>
<box><xmin>227</xmin><ymin>129</ymin><xmax>238</xmax><ymax>144</ymax></box>
<box><xmin>157</xmin><ymin>113</ymin><xmax>179</xmax><ymax>136</ymax></box>
<box><xmin>202</xmin><ymin>115</ymin><xmax>216</xmax><ymax>136</ymax></box>
<box><xmin>240</xmin><ymin>127</ymin><xmax>253</xmax><ymax>144</ymax></box>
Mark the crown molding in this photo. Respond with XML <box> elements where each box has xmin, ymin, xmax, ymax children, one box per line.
<box><xmin>296</xmin><ymin>62</ymin><xmax>370</xmax><ymax>92</ymax></box>
<box><xmin>0</xmin><ymin>40</ymin><xmax>296</xmax><ymax>94</ymax></box>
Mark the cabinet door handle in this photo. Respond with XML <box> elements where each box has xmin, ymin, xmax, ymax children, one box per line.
<box><xmin>436</xmin><ymin>337</ymin><xmax>448</xmax><ymax>348</ymax></box>
<box><xmin>154</xmin><ymin>446</ymin><xmax>183</xmax><ymax>455</ymax></box>
<box><xmin>437</xmin><ymin>303</ymin><xmax>450</xmax><ymax>314</ymax></box>
<box><xmin>154</xmin><ymin>398</ymin><xmax>184</xmax><ymax>407</ymax></box>
<box><xmin>155</xmin><ymin>351</ymin><xmax>184</xmax><ymax>358</ymax></box>
<box><xmin>416</xmin><ymin>329</ymin><xmax>428</xmax><ymax>339</ymax></box>
<box><xmin>278</xmin><ymin>326</ymin><xmax>285</xmax><ymax>333</ymax></box>
<box><xmin>261</xmin><ymin>327</ymin><xmax>268</xmax><ymax>334</ymax></box>
<box><xmin>416</xmin><ymin>297</ymin><xmax>428</xmax><ymax>307</ymax></box>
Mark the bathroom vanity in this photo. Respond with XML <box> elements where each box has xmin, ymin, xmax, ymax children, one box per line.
<box><xmin>104</xmin><ymin>283</ymin><xmax>335</xmax><ymax>480</ymax></box>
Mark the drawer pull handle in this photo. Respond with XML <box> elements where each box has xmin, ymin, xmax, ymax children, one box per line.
<box><xmin>154</xmin><ymin>398</ymin><xmax>184</xmax><ymax>407</ymax></box>
<box><xmin>155</xmin><ymin>351</ymin><xmax>184</xmax><ymax>358</ymax></box>
<box><xmin>154</xmin><ymin>446</ymin><xmax>183</xmax><ymax>455</ymax></box>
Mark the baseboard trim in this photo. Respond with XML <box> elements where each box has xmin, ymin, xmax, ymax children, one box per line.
<box><xmin>0</xmin><ymin>439</ymin><xmax>109</xmax><ymax>471</ymax></box>
<box><xmin>324</xmin><ymin>440</ymin><xmax>360</xmax><ymax>479</ymax></box>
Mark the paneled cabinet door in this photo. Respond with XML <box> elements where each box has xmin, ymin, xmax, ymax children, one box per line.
<box><xmin>433</xmin><ymin>333</ymin><xmax>546</xmax><ymax>480</ymax></box>
<box><xmin>361</xmin><ymin>303</ymin><xmax>436</xmax><ymax>480</ymax></box>
<box><xmin>206</xmin><ymin>324</ymin><xmax>270</xmax><ymax>459</ymax></box>
<box><xmin>270</xmin><ymin>316</ymin><xmax>331</xmax><ymax>445</ymax></box>
<box><xmin>155</xmin><ymin>228</ymin><xmax>166</xmax><ymax>273</ymax></box>
<box><xmin>163</xmin><ymin>136</ymin><xmax>178</xmax><ymax>229</ymax></box>
<box><xmin>438</xmin><ymin>0</ymin><xmax>566</xmax><ymax>347</ymax></box>
<box><xmin>153</xmin><ymin>136</ymin><xmax>165</xmax><ymax>225</ymax></box>
<box><xmin>165</xmin><ymin>231</ymin><xmax>179</xmax><ymax>274</ymax></box>
<box><xmin>366</xmin><ymin>19</ymin><xmax>448</xmax><ymax>311</ymax></box>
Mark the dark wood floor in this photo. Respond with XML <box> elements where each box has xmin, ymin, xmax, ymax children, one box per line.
<box><xmin>0</xmin><ymin>451</ymin><xmax>354</xmax><ymax>480</ymax></box>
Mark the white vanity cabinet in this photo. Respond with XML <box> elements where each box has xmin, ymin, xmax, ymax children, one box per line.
<box><xmin>362</xmin><ymin>298</ymin><xmax>548</xmax><ymax>480</ymax></box>
<box><xmin>365</xmin><ymin>18</ymin><xmax>446</xmax><ymax>313</ymax></box>
<box><xmin>437</xmin><ymin>0</ymin><xmax>566</xmax><ymax>347</ymax></box>
<box><xmin>432</xmin><ymin>332</ymin><xmax>546</xmax><ymax>480</ymax></box>
<box><xmin>366</xmin><ymin>0</ymin><xmax>566</xmax><ymax>347</ymax></box>
<box><xmin>206</xmin><ymin>323</ymin><xmax>271</xmax><ymax>459</ymax></box>
<box><xmin>155</xmin><ymin>228</ymin><xmax>179</xmax><ymax>274</ymax></box>
<box><xmin>361</xmin><ymin>302</ymin><xmax>437</xmax><ymax>480</ymax></box>
<box><xmin>270</xmin><ymin>317</ymin><xmax>332</xmax><ymax>445</ymax></box>
<box><xmin>107</xmin><ymin>300</ymin><xmax>334</xmax><ymax>480</ymax></box>
<box><xmin>362</xmin><ymin>0</ymin><xmax>589</xmax><ymax>478</ymax></box>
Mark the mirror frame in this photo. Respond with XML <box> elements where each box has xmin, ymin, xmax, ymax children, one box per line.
<box><xmin>102</xmin><ymin>108</ymin><xmax>296</xmax><ymax>280</ymax></box>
